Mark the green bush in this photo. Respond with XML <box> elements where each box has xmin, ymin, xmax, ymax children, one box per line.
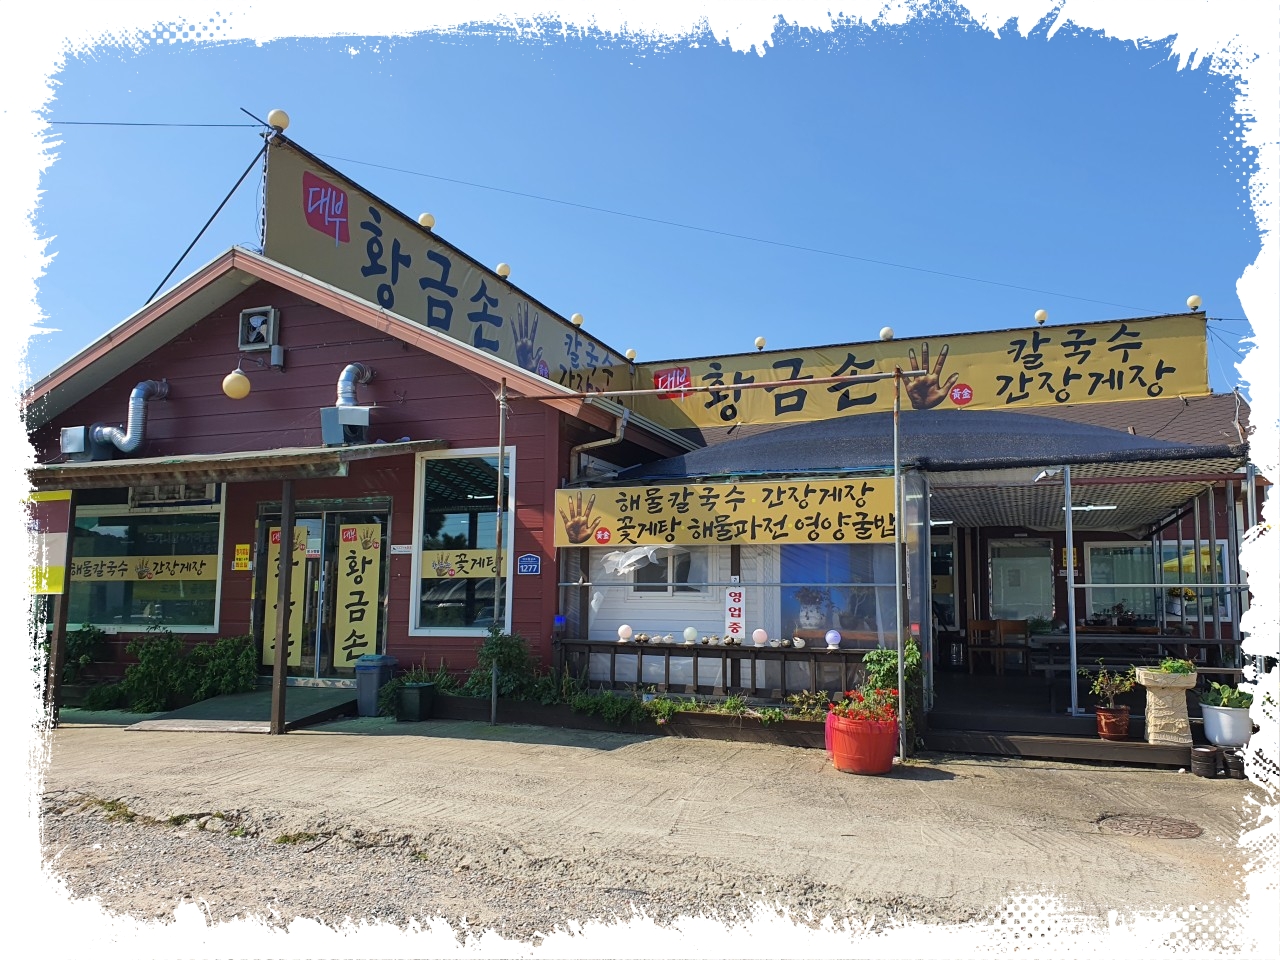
<box><xmin>461</xmin><ymin>626</ymin><xmax>544</xmax><ymax>700</ymax></box>
<box><xmin>184</xmin><ymin>634</ymin><xmax>258</xmax><ymax>702</ymax></box>
<box><xmin>120</xmin><ymin>627</ymin><xmax>190</xmax><ymax>713</ymax></box>
<box><xmin>80</xmin><ymin>682</ymin><xmax>125</xmax><ymax>711</ymax></box>
<box><xmin>862</xmin><ymin>637</ymin><xmax>923</xmax><ymax>750</ymax></box>
<box><xmin>120</xmin><ymin>627</ymin><xmax>259</xmax><ymax>714</ymax></box>
<box><xmin>62</xmin><ymin>626</ymin><xmax>109</xmax><ymax>683</ymax></box>
<box><xmin>568</xmin><ymin>688</ymin><xmax>649</xmax><ymax>727</ymax></box>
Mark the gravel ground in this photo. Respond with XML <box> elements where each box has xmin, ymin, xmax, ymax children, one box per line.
<box><xmin>41</xmin><ymin>789</ymin><xmax>917</xmax><ymax>942</ymax></box>
<box><xmin>39</xmin><ymin>717</ymin><xmax>1271</xmax><ymax>950</ymax></box>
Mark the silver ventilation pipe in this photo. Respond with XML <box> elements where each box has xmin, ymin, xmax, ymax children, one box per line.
<box><xmin>92</xmin><ymin>380</ymin><xmax>169</xmax><ymax>453</ymax></box>
<box><xmin>336</xmin><ymin>363</ymin><xmax>373</xmax><ymax>406</ymax></box>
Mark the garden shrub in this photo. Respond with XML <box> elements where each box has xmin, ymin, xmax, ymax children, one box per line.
<box><xmin>862</xmin><ymin>637</ymin><xmax>923</xmax><ymax>750</ymax></box>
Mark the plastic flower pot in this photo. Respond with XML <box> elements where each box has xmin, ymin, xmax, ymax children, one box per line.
<box><xmin>1201</xmin><ymin>704</ymin><xmax>1251</xmax><ymax>748</ymax></box>
<box><xmin>1094</xmin><ymin>705</ymin><xmax>1130</xmax><ymax>741</ymax></box>
<box><xmin>827</xmin><ymin>714</ymin><xmax>897</xmax><ymax>775</ymax></box>
<box><xmin>395</xmin><ymin>682</ymin><xmax>436</xmax><ymax>722</ymax></box>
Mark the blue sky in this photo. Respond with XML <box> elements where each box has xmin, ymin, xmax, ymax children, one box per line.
<box><xmin>31</xmin><ymin>12</ymin><xmax>1259</xmax><ymax>394</ymax></box>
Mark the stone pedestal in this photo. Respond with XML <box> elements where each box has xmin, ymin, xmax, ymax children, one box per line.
<box><xmin>1136</xmin><ymin>668</ymin><xmax>1197</xmax><ymax>745</ymax></box>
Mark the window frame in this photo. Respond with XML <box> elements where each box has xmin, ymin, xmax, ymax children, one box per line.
<box><xmin>409</xmin><ymin>446</ymin><xmax>516</xmax><ymax>637</ymax></box>
<box><xmin>628</xmin><ymin>549</ymin><xmax>705</xmax><ymax>598</ymax></box>
<box><xmin>66</xmin><ymin>493</ymin><xmax>226</xmax><ymax>635</ymax></box>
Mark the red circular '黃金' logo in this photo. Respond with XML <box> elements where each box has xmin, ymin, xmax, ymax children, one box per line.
<box><xmin>594</xmin><ymin>528</ymin><xmax>612</xmax><ymax>544</ymax></box>
<box><xmin>950</xmin><ymin>383</ymin><xmax>974</xmax><ymax>406</ymax></box>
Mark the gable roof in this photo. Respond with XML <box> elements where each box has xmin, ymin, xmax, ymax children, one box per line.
<box><xmin>24</xmin><ymin>246</ymin><xmax>694</xmax><ymax>456</ymax></box>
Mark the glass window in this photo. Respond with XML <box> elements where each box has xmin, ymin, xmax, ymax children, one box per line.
<box><xmin>632</xmin><ymin>549</ymin><xmax>704</xmax><ymax>594</ymax></box>
<box><xmin>415</xmin><ymin>453</ymin><xmax>511</xmax><ymax>632</ymax></box>
<box><xmin>1160</xmin><ymin>544</ymin><xmax>1231</xmax><ymax>621</ymax></box>
<box><xmin>68</xmin><ymin>511</ymin><xmax>221</xmax><ymax>629</ymax></box>
<box><xmin>780</xmin><ymin>543</ymin><xmax>897</xmax><ymax>639</ymax></box>
<box><xmin>1085</xmin><ymin>543</ymin><xmax>1156</xmax><ymax>620</ymax></box>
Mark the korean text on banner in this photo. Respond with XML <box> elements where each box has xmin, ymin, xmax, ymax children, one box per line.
<box><xmin>629</xmin><ymin>315</ymin><xmax>1209</xmax><ymax>429</ymax></box>
<box><xmin>554</xmin><ymin>479</ymin><xmax>895</xmax><ymax>548</ymax></box>
<box><xmin>263</xmin><ymin>139</ymin><xmax>629</xmax><ymax>395</ymax></box>
<box><xmin>332</xmin><ymin>524</ymin><xmax>383</xmax><ymax>668</ymax></box>
<box><xmin>261</xmin><ymin>526</ymin><xmax>306</xmax><ymax>667</ymax></box>
<box><xmin>420</xmin><ymin>549</ymin><xmax>496</xmax><ymax>580</ymax></box>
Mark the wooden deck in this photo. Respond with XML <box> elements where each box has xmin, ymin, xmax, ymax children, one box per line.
<box><xmin>926</xmin><ymin>671</ymin><xmax>1206</xmax><ymax>767</ymax></box>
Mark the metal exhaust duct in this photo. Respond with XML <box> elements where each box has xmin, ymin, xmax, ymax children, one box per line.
<box><xmin>92</xmin><ymin>379</ymin><xmax>169</xmax><ymax>454</ymax></box>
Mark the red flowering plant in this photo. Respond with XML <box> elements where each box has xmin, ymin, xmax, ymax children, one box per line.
<box><xmin>827</xmin><ymin>686</ymin><xmax>899</xmax><ymax>723</ymax></box>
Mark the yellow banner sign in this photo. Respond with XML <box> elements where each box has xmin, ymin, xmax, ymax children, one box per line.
<box><xmin>421</xmin><ymin>549</ymin><xmax>497</xmax><ymax>579</ymax></box>
<box><xmin>332</xmin><ymin>523</ymin><xmax>383</xmax><ymax>668</ymax></box>
<box><xmin>630</xmin><ymin>315</ymin><xmax>1209</xmax><ymax>429</ymax></box>
<box><xmin>554</xmin><ymin>480</ymin><xmax>895</xmax><ymax>547</ymax></box>
<box><xmin>69</xmin><ymin>555</ymin><xmax>218</xmax><ymax>581</ymax></box>
<box><xmin>262</xmin><ymin>526</ymin><xmax>306</xmax><ymax>667</ymax></box>
<box><xmin>29</xmin><ymin>490</ymin><xmax>71</xmax><ymax>595</ymax></box>
<box><xmin>264</xmin><ymin>139</ymin><xmax>629</xmax><ymax>394</ymax></box>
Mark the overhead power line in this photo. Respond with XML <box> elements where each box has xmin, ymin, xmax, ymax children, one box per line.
<box><xmin>49</xmin><ymin>120</ymin><xmax>259</xmax><ymax>127</ymax></box>
<box><xmin>318</xmin><ymin>150</ymin><xmax>1161</xmax><ymax>315</ymax></box>
<box><xmin>48</xmin><ymin>117</ymin><xmax>1245</xmax><ymax>320</ymax></box>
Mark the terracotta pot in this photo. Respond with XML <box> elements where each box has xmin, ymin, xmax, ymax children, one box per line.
<box><xmin>1095</xmin><ymin>705</ymin><xmax>1130</xmax><ymax>741</ymax></box>
<box><xmin>827</xmin><ymin>714</ymin><xmax>897</xmax><ymax>775</ymax></box>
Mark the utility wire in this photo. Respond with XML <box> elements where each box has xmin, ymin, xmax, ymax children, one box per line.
<box><xmin>50</xmin><ymin>121</ymin><xmax>259</xmax><ymax>127</ymax></box>
<box><xmin>316</xmin><ymin>150</ymin><xmax>1159</xmax><ymax>315</ymax></box>
<box><xmin>146</xmin><ymin>143</ymin><xmax>267</xmax><ymax>303</ymax></box>
<box><xmin>56</xmin><ymin>116</ymin><xmax>1252</xmax><ymax>321</ymax></box>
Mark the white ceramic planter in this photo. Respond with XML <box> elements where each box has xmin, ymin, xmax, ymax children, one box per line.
<box><xmin>1201</xmin><ymin>703</ymin><xmax>1252</xmax><ymax>748</ymax></box>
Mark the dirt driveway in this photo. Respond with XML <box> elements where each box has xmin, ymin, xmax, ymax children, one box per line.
<box><xmin>37</xmin><ymin>714</ymin><xmax>1275</xmax><ymax>953</ymax></box>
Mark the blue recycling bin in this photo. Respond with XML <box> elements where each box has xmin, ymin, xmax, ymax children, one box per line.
<box><xmin>355</xmin><ymin>654</ymin><xmax>398</xmax><ymax>717</ymax></box>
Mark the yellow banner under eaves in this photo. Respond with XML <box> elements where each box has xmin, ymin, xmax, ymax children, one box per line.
<box><xmin>554</xmin><ymin>479</ymin><xmax>896</xmax><ymax>547</ymax></box>
<box><xmin>629</xmin><ymin>314</ymin><xmax>1209</xmax><ymax>429</ymax></box>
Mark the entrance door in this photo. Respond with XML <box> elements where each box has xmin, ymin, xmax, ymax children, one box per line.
<box><xmin>988</xmin><ymin>539</ymin><xmax>1054</xmax><ymax>621</ymax></box>
<box><xmin>258</xmin><ymin>505</ymin><xmax>389</xmax><ymax>681</ymax></box>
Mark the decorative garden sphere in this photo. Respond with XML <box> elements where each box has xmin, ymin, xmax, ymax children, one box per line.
<box><xmin>825</xmin><ymin>629</ymin><xmax>842</xmax><ymax>649</ymax></box>
<box><xmin>752</xmin><ymin>628</ymin><xmax>768</xmax><ymax>647</ymax></box>
<box><xmin>618</xmin><ymin>624</ymin><xmax>633</xmax><ymax>642</ymax></box>
<box><xmin>683</xmin><ymin>626</ymin><xmax>698</xmax><ymax>644</ymax></box>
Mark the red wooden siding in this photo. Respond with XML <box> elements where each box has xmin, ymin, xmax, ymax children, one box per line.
<box><xmin>35</xmin><ymin>281</ymin><xmax>579</xmax><ymax>671</ymax></box>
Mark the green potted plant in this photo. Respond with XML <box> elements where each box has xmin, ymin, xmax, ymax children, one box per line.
<box><xmin>1079</xmin><ymin>662</ymin><xmax>1136</xmax><ymax>740</ymax></box>
<box><xmin>393</xmin><ymin>663</ymin><xmax>438</xmax><ymax>722</ymax></box>
<box><xmin>1135</xmin><ymin>657</ymin><xmax>1197</xmax><ymax>746</ymax></box>
<box><xmin>1199</xmin><ymin>682</ymin><xmax>1253</xmax><ymax>748</ymax></box>
<box><xmin>793</xmin><ymin>587</ymin><xmax>830</xmax><ymax>629</ymax></box>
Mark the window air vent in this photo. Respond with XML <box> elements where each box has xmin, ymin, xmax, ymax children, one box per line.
<box><xmin>238</xmin><ymin>306</ymin><xmax>278</xmax><ymax>351</ymax></box>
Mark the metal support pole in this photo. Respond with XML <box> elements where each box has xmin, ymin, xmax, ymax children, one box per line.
<box><xmin>491</xmin><ymin>379</ymin><xmax>508</xmax><ymax>725</ymax></box>
<box><xmin>1063</xmin><ymin>465</ymin><xmax>1082</xmax><ymax>716</ymax></box>
<box><xmin>1208</xmin><ymin>484</ymin><xmax>1222</xmax><ymax>645</ymax></box>
<box><xmin>269</xmin><ymin>479</ymin><xmax>294</xmax><ymax>735</ymax></box>
<box><xmin>893</xmin><ymin>368</ymin><xmax>907</xmax><ymax>760</ymax></box>
<box><xmin>1193</xmin><ymin>496</ymin><xmax>1205</xmax><ymax>641</ymax></box>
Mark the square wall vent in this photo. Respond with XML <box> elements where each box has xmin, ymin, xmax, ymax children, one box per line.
<box><xmin>238</xmin><ymin>306</ymin><xmax>278</xmax><ymax>351</ymax></box>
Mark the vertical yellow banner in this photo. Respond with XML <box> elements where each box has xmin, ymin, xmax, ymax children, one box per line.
<box><xmin>261</xmin><ymin>526</ymin><xmax>307</xmax><ymax>667</ymax></box>
<box><xmin>332</xmin><ymin>523</ymin><xmax>382</xmax><ymax>668</ymax></box>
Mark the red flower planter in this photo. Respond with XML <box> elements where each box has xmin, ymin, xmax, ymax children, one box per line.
<box><xmin>827</xmin><ymin>713</ymin><xmax>898</xmax><ymax>775</ymax></box>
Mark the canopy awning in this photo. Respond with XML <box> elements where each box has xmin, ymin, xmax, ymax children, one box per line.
<box><xmin>27</xmin><ymin>439</ymin><xmax>446</xmax><ymax>490</ymax></box>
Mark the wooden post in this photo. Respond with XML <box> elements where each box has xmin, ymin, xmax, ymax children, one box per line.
<box><xmin>269</xmin><ymin>479</ymin><xmax>294</xmax><ymax>735</ymax></box>
<box><xmin>42</xmin><ymin>489</ymin><xmax>77</xmax><ymax>726</ymax></box>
